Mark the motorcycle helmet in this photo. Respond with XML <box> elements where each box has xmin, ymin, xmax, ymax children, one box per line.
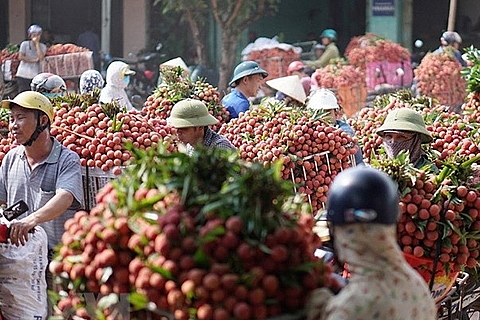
<box><xmin>287</xmin><ymin>61</ymin><xmax>305</xmax><ymax>75</ymax></box>
<box><xmin>441</xmin><ymin>31</ymin><xmax>462</xmax><ymax>45</ymax></box>
<box><xmin>27</xmin><ymin>24</ymin><xmax>42</xmax><ymax>36</ymax></box>
<box><xmin>167</xmin><ymin>99</ymin><xmax>219</xmax><ymax>128</ymax></box>
<box><xmin>31</xmin><ymin>73</ymin><xmax>67</xmax><ymax>94</ymax></box>
<box><xmin>1</xmin><ymin>91</ymin><xmax>54</xmax><ymax>123</ymax></box>
<box><xmin>229</xmin><ymin>61</ymin><xmax>268</xmax><ymax>87</ymax></box>
<box><xmin>326</xmin><ymin>166</ymin><xmax>399</xmax><ymax>225</ymax></box>
<box><xmin>376</xmin><ymin>108</ymin><xmax>432</xmax><ymax>143</ymax></box>
<box><xmin>1</xmin><ymin>91</ymin><xmax>54</xmax><ymax>146</ymax></box>
<box><xmin>307</xmin><ymin>88</ymin><xmax>339</xmax><ymax>110</ymax></box>
<box><xmin>320</xmin><ymin>29</ymin><xmax>337</xmax><ymax>42</ymax></box>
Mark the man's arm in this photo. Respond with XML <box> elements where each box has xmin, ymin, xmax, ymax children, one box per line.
<box><xmin>9</xmin><ymin>189</ymin><xmax>74</xmax><ymax>246</ymax></box>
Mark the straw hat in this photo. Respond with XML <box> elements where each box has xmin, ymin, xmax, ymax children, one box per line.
<box><xmin>266</xmin><ymin>75</ymin><xmax>307</xmax><ymax>104</ymax></box>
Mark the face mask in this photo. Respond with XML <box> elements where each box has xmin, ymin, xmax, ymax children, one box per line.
<box><xmin>123</xmin><ymin>76</ymin><xmax>130</xmax><ymax>85</ymax></box>
<box><xmin>43</xmin><ymin>92</ymin><xmax>62</xmax><ymax>98</ymax></box>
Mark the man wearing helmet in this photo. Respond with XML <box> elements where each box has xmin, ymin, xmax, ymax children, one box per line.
<box><xmin>0</xmin><ymin>91</ymin><xmax>83</xmax><ymax>250</ymax></box>
<box><xmin>167</xmin><ymin>98</ymin><xmax>236</xmax><ymax>155</ymax></box>
<box><xmin>16</xmin><ymin>25</ymin><xmax>47</xmax><ymax>93</ymax></box>
<box><xmin>221</xmin><ymin>61</ymin><xmax>268</xmax><ymax>119</ymax></box>
<box><xmin>377</xmin><ymin>108</ymin><xmax>437</xmax><ymax>171</ymax></box>
<box><xmin>434</xmin><ymin>31</ymin><xmax>467</xmax><ymax>67</ymax></box>
<box><xmin>30</xmin><ymin>72</ymin><xmax>67</xmax><ymax>98</ymax></box>
<box><xmin>306</xmin><ymin>166</ymin><xmax>436</xmax><ymax>320</ymax></box>
<box><xmin>305</xmin><ymin>29</ymin><xmax>340</xmax><ymax>69</ymax></box>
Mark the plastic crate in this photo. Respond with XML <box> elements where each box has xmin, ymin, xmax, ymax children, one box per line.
<box><xmin>81</xmin><ymin>166</ymin><xmax>119</xmax><ymax>210</ymax></box>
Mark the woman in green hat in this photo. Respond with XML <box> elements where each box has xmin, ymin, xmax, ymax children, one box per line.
<box><xmin>376</xmin><ymin>108</ymin><xmax>437</xmax><ymax>171</ymax></box>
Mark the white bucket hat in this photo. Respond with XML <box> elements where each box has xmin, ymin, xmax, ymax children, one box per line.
<box><xmin>266</xmin><ymin>75</ymin><xmax>306</xmax><ymax>104</ymax></box>
<box><xmin>161</xmin><ymin>57</ymin><xmax>189</xmax><ymax>72</ymax></box>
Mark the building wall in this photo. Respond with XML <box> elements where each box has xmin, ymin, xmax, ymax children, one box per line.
<box><xmin>123</xmin><ymin>0</ymin><xmax>148</xmax><ymax>57</ymax></box>
<box><xmin>8</xmin><ymin>0</ymin><xmax>28</xmax><ymax>44</ymax></box>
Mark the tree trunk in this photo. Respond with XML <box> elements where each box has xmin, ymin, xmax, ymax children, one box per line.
<box><xmin>218</xmin><ymin>27</ymin><xmax>240</xmax><ymax>96</ymax></box>
<box><xmin>184</xmin><ymin>9</ymin><xmax>208</xmax><ymax>65</ymax></box>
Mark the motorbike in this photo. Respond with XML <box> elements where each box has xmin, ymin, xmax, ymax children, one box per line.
<box><xmin>125</xmin><ymin>43</ymin><xmax>165</xmax><ymax>101</ymax></box>
<box><xmin>411</xmin><ymin>39</ymin><xmax>426</xmax><ymax>69</ymax></box>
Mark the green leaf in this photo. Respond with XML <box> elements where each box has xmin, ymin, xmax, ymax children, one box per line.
<box><xmin>129</xmin><ymin>292</ymin><xmax>149</xmax><ymax>310</ymax></box>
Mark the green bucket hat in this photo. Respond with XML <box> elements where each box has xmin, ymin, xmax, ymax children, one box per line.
<box><xmin>376</xmin><ymin>108</ymin><xmax>433</xmax><ymax>143</ymax></box>
<box><xmin>167</xmin><ymin>99</ymin><xmax>219</xmax><ymax>128</ymax></box>
<box><xmin>229</xmin><ymin>61</ymin><xmax>268</xmax><ymax>87</ymax></box>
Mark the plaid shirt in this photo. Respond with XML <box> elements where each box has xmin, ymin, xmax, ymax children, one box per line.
<box><xmin>203</xmin><ymin>127</ymin><xmax>236</xmax><ymax>151</ymax></box>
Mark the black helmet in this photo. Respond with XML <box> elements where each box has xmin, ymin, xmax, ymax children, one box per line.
<box><xmin>326</xmin><ymin>166</ymin><xmax>399</xmax><ymax>225</ymax></box>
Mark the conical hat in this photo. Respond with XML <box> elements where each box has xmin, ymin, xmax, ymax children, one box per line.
<box><xmin>266</xmin><ymin>75</ymin><xmax>306</xmax><ymax>104</ymax></box>
<box><xmin>161</xmin><ymin>57</ymin><xmax>189</xmax><ymax>71</ymax></box>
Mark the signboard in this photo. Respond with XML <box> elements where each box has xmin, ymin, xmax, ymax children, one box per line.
<box><xmin>372</xmin><ymin>0</ymin><xmax>395</xmax><ymax>16</ymax></box>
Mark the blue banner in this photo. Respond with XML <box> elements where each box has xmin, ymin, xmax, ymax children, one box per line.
<box><xmin>372</xmin><ymin>0</ymin><xmax>395</xmax><ymax>16</ymax></box>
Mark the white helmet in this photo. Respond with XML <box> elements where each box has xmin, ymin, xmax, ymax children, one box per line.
<box><xmin>31</xmin><ymin>73</ymin><xmax>66</xmax><ymax>94</ymax></box>
<box><xmin>307</xmin><ymin>88</ymin><xmax>339</xmax><ymax>110</ymax></box>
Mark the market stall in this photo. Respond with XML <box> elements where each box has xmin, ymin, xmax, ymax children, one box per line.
<box><xmin>344</xmin><ymin>33</ymin><xmax>413</xmax><ymax>102</ymax></box>
<box><xmin>0</xmin><ymin>55</ymin><xmax>479</xmax><ymax>318</ymax></box>
<box><xmin>41</xmin><ymin>44</ymin><xmax>94</xmax><ymax>91</ymax></box>
<box><xmin>311</xmin><ymin>61</ymin><xmax>367</xmax><ymax>118</ymax></box>
<box><xmin>0</xmin><ymin>43</ymin><xmax>93</xmax><ymax>96</ymax></box>
<box><xmin>242</xmin><ymin>37</ymin><xmax>302</xmax><ymax>81</ymax></box>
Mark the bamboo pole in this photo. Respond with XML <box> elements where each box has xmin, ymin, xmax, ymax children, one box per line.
<box><xmin>447</xmin><ymin>0</ymin><xmax>457</xmax><ymax>31</ymax></box>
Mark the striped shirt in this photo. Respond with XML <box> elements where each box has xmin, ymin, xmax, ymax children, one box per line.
<box><xmin>0</xmin><ymin>139</ymin><xmax>84</xmax><ymax>250</ymax></box>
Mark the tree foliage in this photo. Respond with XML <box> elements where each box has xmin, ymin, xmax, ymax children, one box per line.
<box><xmin>154</xmin><ymin>0</ymin><xmax>280</xmax><ymax>93</ymax></box>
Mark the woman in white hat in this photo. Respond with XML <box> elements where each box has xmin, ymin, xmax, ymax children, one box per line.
<box><xmin>99</xmin><ymin>61</ymin><xmax>136</xmax><ymax>111</ymax></box>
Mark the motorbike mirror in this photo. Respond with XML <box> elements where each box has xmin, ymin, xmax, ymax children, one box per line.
<box><xmin>131</xmin><ymin>95</ymin><xmax>144</xmax><ymax>110</ymax></box>
<box><xmin>156</xmin><ymin>43</ymin><xmax>163</xmax><ymax>52</ymax></box>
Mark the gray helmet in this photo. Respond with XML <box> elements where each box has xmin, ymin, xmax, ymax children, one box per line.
<box><xmin>326</xmin><ymin>166</ymin><xmax>399</xmax><ymax>225</ymax></box>
<box><xmin>441</xmin><ymin>31</ymin><xmax>462</xmax><ymax>45</ymax></box>
<box><xmin>27</xmin><ymin>24</ymin><xmax>42</xmax><ymax>35</ymax></box>
<box><xmin>376</xmin><ymin>108</ymin><xmax>432</xmax><ymax>143</ymax></box>
<box><xmin>229</xmin><ymin>61</ymin><xmax>268</xmax><ymax>87</ymax></box>
<box><xmin>31</xmin><ymin>73</ymin><xmax>66</xmax><ymax>94</ymax></box>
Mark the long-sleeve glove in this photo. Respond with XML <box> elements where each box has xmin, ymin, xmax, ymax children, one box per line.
<box><xmin>306</xmin><ymin>287</ymin><xmax>334</xmax><ymax>320</ymax></box>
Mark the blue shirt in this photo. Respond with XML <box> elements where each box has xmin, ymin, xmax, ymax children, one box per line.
<box><xmin>336</xmin><ymin>120</ymin><xmax>364</xmax><ymax>165</ymax></box>
<box><xmin>434</xmin><ymin>46</ymin><xmax>467</xmax><ymax>67</ymax></box>
<box><xmin>221</xmin><ymin>89</ymin><xmax>250</xmax><ymax>119</ymax></box>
